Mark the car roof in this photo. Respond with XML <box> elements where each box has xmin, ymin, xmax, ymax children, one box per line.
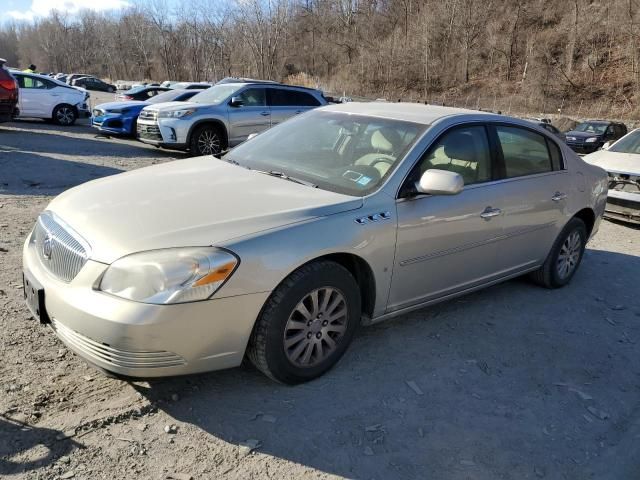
<box><xmin>319</xmin><ymin>102</ymin><xmax>496</xmax><ymax>125</ymax></box>
<box><xmin>223</xmin><ymin>81</ymin><xmax>323</xmax><ymax>94</ymax></box>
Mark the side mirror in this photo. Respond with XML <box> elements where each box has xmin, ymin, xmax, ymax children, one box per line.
<box><xmin>601</xmin><ymin>141</ymin><xmax>611</xmax><ymax>150</ymax></box>
<box><xmin>415</xmin><ymin>169</ymin><xmax>464</xmax><ymax>195</ymax></box>
<box><xmin>230</xmin><ymin>96</ymin><xmax>244</xmax><ymax>107</ymax></box>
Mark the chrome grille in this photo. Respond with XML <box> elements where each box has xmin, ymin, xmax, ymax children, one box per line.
<box><xmin>33</xmin><ymin>212</ymin><xmax>90</xmax><ymax>282</ymax></box>
<box><xmin>139</xmin><ymin>109</ymin><xmax>158</xmax><ymax>121</ymax></box>
<box><xmin>52</xmin><ymin>319</ymin><xmax>186</xmax><ymax>369</ymax></box>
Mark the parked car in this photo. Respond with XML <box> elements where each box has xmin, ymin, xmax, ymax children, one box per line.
<box><xmin>0</xmin><ymin>58</ymin><xmax>18</xmax><ymax>122</ymax></box>
<box><xmin>565</xmin><ymin>120</ymin><xmax>627</xmax><ymax>154</ymax></box>
<box><xmin>92</xmin><ymin>89</ymin><xmax>201</xmax><ymax>136</ymax></box>
<box><xmin>525</xmin><ymin>119</ymin><xmax>566</xmax><ymax>142</ymax></box>
<box><xmin>116</xmin><ymin>85</ymin><xmax>172</xmax><ymax>101</ymax></box>
<box><xmin>584</xmin><ymin>128</ymin><xmax>640</xmax><ymax>224</ymax></box>
<box><xmin>73</xmin><ymin>76</ymin><xmax>116</xmax><ymax>92</ymax></box>
<box><xmin>11</xmin><ymin>71</ymin><xmax>90</xmax><ymax>125</ymax></box>
<box><xmin>137</xmin><ymin>81</ymin><xmax>327</xmax><ymax>155</ymax></box>
<box><xmin>23</xmin><ymin>103</ymin><xmax>607</xmax><ymax>383</ymax></box>
<box><xmin>215</xmin><ymin>77</ymin><xmax>277</xmax><ymax>85</ymax></box>
<box><xmin>169</xmin><ymin>82</ymin><xmax>211</xmax><ymax>90</ymax></box>
<box><xmin>66</xmin><ymin>73</ymin><xmax>91</xmax><ymax>85</ymax></box>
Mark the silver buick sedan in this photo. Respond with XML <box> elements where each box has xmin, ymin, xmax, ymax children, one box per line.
<box><xmin>23</xmin><ymin>103</ymin><xmax>608</xmax><ymax>384</ymax></box>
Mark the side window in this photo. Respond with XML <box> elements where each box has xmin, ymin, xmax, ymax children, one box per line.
<box><xmin>237</xmin><ymin>87</ymin><xmax>266</xmax><ymax>107</ymax></box>
<box><xmin>496</xmin><ymin>126</ymin><xmax>552</xmax><ymax>178</ymax></box>
<box><xmin>411</xmin><ymin>125</ymin><xmax>492</xmax><ymax>187</ymax></box>
<box><xmin>269</xmin><ymin>88</ymin><xmax>320</xmax><ymax>107</ymax></box>
<box><xmin>19</xmin><ymin>76</ymin><xmax>48</xmax><ymax>89</ymax></box>
<box><xmin>547</xmin><ymin>139</ymin><xmax>564</xmax><ymax>171</ymax></box>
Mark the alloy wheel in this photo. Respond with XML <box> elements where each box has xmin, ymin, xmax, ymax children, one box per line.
<box><xmin>556</xmin><ymin>230</ymin><xmax>582</xmax><ymax>280</ymax></box>
<box><xmin>56</xmin><ymin>107</ymin><xmax>75</xmax><ymax>125</ymax></box>
<box><xmin>197</xmin><ymin>130</ymin><xmax>221</xmax><ymax>155</ymax></box>
<box><xmin>283</xmin><ymin>287</ymin><xmax>348</xmax><ymax>367</ymax></box>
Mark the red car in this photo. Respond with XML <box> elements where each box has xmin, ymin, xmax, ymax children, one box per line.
<box><xmin>0</xmin><ymin>58</ymin><xmax>18</xmax><ymax>122</ymax></box>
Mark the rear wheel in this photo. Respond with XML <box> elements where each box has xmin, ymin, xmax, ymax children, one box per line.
<box><xmin>52</xmin><ymin>104</ymin><xmax>77</xmax><ymax>126</ymax></box>
<box><xmin>189</xmin><ymin>124</ymin><xmax>223</xmax><ymax>156</ymax></box>
<box><xmin>530</xmin><ymin>217</ymin><xmax>587</xmax><ymax>288</ymax></box>
<box><xmin>108</xmin><ymin>86</ymin><xmax>115</xmax><ymax>93</ymax></box>
<box><xmin>247</xmin><ymin>261</ymin><xmax>361</xmax><ymax>384</ymax></box>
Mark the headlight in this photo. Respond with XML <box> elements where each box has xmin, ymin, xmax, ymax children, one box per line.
<box><xmin>158</xmin><ymin>109</ymin><xmax>196</xmax><ymax>119</ymax></box>
<box><xmin>585</xmin><ymin>137</ymin><xmax>599</xmax><ymax>143</ymax></box>
<box><xmin>99</xmin><ymin>247</ymin><xmax>238</xmax><ymax>304</ymax></box>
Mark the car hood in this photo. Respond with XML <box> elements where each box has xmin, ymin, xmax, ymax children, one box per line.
<box><xmin>47</xmin><ymin>157</ymin><xmax>363</xmax><ymax>263</ymax></box>
<box><xmin>96</xmin><ymin>101</ymin><xmax>147</xmax><ymax>111</ymax></box>
<box><xmin>144</xmin><ymin>101</ymin><xmax>196</xmax><ymax>112</ymax></box>
<box><xmin>565</xmin><ymin>131</ymin><xmax>603</xmax><ymax>139</ymax></box>
<box><xmin>583</xmin><ymin>150</ymin><xmax>640</xmax><ymax>174</ymax></box>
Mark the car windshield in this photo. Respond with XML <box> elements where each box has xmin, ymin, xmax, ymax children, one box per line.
<box><xmin>188</xmin><ymin>84</ymin><xmax>242</xmax><ymax>104</ymax></box>
<box><xmin>574</xmin><ymin>122</ymin><xmax>608</xmax><ymax>135</ymax></box>
<box><xmin>224</xmin><ymin>110</ymin><xmax>425</xmax><ymax>196</ymax></box>
<box><xmin>148</xmin><ymin>90</ymin><xmax>188</xmax><ymax>104</ymax></box>
<box><xmin>609</xmin><ymin>130</ymin><xmax>640</xmax><ymax>155</ymax></box>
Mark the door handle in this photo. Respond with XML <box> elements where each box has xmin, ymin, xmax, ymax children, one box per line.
<box><xmin>551</xmin><ymin>192</ymin><xmax>567</xmax><ymax>202</ymax></box>
<box><xmin>260</xmin><ymin>111</ymin><xmax>270</xmax><ymax>116</ymax></box>
<box><xmin>480</xmin><ymin>207</ymin><xmax>502</xmax><ymax>220</ymax></box>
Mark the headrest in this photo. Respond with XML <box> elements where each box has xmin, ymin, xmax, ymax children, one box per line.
<box><xmin>371</xmin><ymin>128</ymin><xmax>402</xmax><ymax>153</ymax></box>
<box><xmin>443</xmin><ymin>131</ymin><xmax>478</xmax><ymax>162</ymax></box>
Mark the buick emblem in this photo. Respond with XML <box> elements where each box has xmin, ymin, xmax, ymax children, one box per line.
<box><xmin>42</xmin><ymin>235</ymin><xmax>53</xmax><ymax>260</ymax></box>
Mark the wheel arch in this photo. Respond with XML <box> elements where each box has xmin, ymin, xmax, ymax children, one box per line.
<box><xmin>187</xmin><ymin>119</ymin><xmax>229</xmax><ymax>150</ymax></box>
<box><xmin>273</xmin><ymin>252</ymin><xmax>377</xmax><ymax>322</ymax></box>
<box><xmin>572</xmin><ymin>207</ymin><xmax>596</xmax><ymax>238</ymax></box>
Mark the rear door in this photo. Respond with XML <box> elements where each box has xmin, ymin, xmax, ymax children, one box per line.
<box><xmin>490</xmin><ymin>124</ymin><xmax>569</xmax><ymax>273</ymax></box>
<box><xmin>226</xmin><ymin>86</ymin><xmax>270</xmax><ymax>145</ymax></box>
<box><xmin>267</xmin><ymin>88</ymin><xmax>321</xmax><ymax>127</ymax></box>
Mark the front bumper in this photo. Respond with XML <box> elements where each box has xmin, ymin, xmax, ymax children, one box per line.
<box><xmin>92</xmin><ymin>112</ymin><xmax>134</xmax><ymax>135</ymax></box>
<box><xmin>605</xmin><ymin>190</ymin><xmax>640</xmax><ymax>224</ymax></box>
<box><xmin>23</xmin><ymin>238</ymin><xmax>269</xmax><ymax>377</ymax></box>
<box><xmin>76</xmin><ymin>103</ymin><xmax>91</xmax><ymax>118</ymax></box>
<box><xmin>566</xmin><ymin>142</ymin><xmax>601</xmax><ymax>154</ymax></box>
<box><xmin>137</xmin><ymin>118</ymin><xmax>189</xmax><ymax>148</ymax></box>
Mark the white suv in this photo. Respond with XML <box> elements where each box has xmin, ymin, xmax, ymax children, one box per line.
<box><xmin>11</xmin><ymin>71</ymin><xmax>90</xmax><ymax>126</ymax></box>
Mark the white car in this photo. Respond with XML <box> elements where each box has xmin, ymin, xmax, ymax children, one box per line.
<box><xmin>584</xmin><ymin>129</ymin><xmax>640</xmax><ymax>224</ymax></box>
<box><xmin>10</xmin><ymin>71</ymin><xmax>90</xmax><ymax>126</ymax></box>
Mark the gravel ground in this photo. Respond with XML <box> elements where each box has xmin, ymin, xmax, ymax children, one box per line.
<box><xmin>1</xmin><ymin>100</ymin><xmax>640</xmax><ymax>480</ymax></box>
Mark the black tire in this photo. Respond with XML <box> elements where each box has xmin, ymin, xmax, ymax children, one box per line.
<box><xmin>247</xmin><ymin>261</ymin><xmax>361</xmax><ymax>384</ymax></box>
<box><xmin>530</xmin><ymin>217</ymin><xmax>587</xmax><ymax>288</ymax></box>
<box><xmin>108</xmin><ymin>86</ymin><xmax>115</xmax><ymax>93</ymax></box>
<box><xmin>189</xmin><ymin>124</ymin><xmax>223</xmax><ymax>156</ymax></box>
<box><xmin>52</xmin><ymin>104</ymin><xmax>77</xmax><ymax>126</ymax></box>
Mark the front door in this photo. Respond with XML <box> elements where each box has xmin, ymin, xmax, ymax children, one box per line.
<box><xmin>227</xmin><ymin>87</ymin><xmax>270</xmax><ymax>145</ymax></box>
<box><xmin>389</xmin><ymin>125</ymin><xmax>505</xmax><ymax>312</ymax></box>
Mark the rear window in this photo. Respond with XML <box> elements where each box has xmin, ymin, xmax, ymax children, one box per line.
<box><xmin>496</xmin><ymin>126</ymin><xmax>553</xmax><ymax>178</ymax></box>
<box><xmin>269</xmin><ymin>88</ymin><xmax>321</xmax><ymax>107</ymax></box>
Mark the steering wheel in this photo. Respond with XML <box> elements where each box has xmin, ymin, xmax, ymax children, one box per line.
<box><xmin>369</xmin><ymin>157</ymin><xmax>395</xmax><ymax>170</ymax></box>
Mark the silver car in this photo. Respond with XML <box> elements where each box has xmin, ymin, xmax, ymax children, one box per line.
<box><xmin>23</xmin><ymin>103</ymin><xmax>608</xmax><ymax>384</ymax></box>
<box><xmin>136</xmin><ymin>81</ymin><xmax>327</xmax><ymax>156</ymax></box>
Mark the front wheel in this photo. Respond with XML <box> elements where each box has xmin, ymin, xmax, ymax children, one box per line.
<box><xmin>189</xmin><ymin>125</ymin><xmax>223</xmax><ymax>156</ymax></box>
<box><xmin>530</xmin><ymin>217</ymin><xmax>587</xmax><ymax>288</ymax></box>
<box><xmin>247</xmin><ymin>261</ymin><xmax>361</xmax><ymax>384</ymax></box>
<box><xmin>52</xmin><ymin>104</ymin><xmax>77</xmax><ymax>126</ymax></box>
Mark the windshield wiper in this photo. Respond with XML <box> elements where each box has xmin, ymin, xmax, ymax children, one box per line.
<box><xmin>253</xmin><ymin>169</ymin><xmax>317</xmax><ymax>188</ymax></box>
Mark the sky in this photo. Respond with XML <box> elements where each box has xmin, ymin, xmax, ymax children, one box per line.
<box><xmin>2</xmin><ymin>0</ymin><xmax>136</xmax><ymax>21</ymax></box>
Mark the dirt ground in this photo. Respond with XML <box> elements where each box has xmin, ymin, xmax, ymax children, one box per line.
<box><xmin>1</xmin><ymin>96</ymin><xmax>640</xmax><ymax>480</ymax></box>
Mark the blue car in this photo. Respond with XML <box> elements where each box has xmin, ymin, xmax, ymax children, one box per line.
<box><xmin>92</xmin><ymin>89</ymin><xmax>200</xmax><ymax>136</ymax></box>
